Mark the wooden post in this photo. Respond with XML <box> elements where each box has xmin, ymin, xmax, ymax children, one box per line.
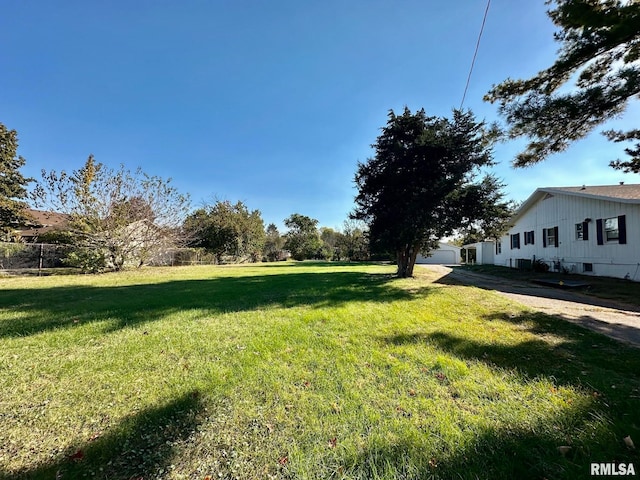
<box><xmin>38</xmin><ymin>243</ymin><xmax>44</xmax><ymax>276</ymax></box>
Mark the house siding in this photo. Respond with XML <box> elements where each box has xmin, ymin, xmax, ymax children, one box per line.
<box><xmin>494</xmin><ymin>193</ymin><xmax>640</xmax><ymax>281</ymax></box>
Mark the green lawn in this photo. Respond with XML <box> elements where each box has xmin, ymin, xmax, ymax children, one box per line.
<box><xmin>1</xmin><ymin>262</ymin><xmax>639</xmax><ymax>479</ymax></box>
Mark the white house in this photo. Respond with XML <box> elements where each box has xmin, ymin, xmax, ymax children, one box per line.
<box><xmin>494</xmin><ymin>184</ymin><xmax>640</xmax><ymax>281</ymax></box>
<box><xmin>416</xmin><ymin>242</ymin><xmax>462</xmax><ymax>264</ymax></box>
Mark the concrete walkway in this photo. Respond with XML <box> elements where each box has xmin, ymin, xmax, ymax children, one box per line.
<box><xmin>422</xmin><ymin>265</ymin><xmax>640</xmax><ymax>348</ymax></box>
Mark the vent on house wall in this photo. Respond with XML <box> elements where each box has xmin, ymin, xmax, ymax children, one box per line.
<box><xmin>543</xmin><ymin>193</ymin><xmax>554</xmax><ymax>200</ymax></box>
<box><xmin>583</xmin><ymin>263</ymin><xmax>593</xmax><ymax>272</ymax></box>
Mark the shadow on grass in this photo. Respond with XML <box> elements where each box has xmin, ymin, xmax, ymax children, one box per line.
<box><xmin>5</xmin><ymin>390</ymin><xmax>203</xmax><ymax>480</ymax></box>
<box><xmin>377</xmin><ymin>311</ymin><xmax>640</xmax><ymax>479</ymax></box>
<box><xmin>435</xmin><ymin>267</ymin><xmax>640</xmax><ymax>313</ymax></box>
<box><xmin>385</xmin><ymin>310</ymin><xmax>640</xmax><ymax>389</ymax></box>
<box><xmin>340</xmin><ymin>417</ymin><xmax>608</xmax><ymax>480</ymax></box>
<box><xmin>0</xmin><ymin>270</ymin><xmax>432</xmax><ymax>338</ymax></box>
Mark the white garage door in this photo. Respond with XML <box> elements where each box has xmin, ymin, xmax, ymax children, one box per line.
<box><xmin>416</xmin><ymin>249</ymin><xmax>457</xmax><ymax>264</ymax></box>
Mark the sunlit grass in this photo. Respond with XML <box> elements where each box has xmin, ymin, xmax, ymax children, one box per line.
<box><xmin>1</xmin><ymin>263</ymin><xmax>638</xmax><ymax>479</ymax></box>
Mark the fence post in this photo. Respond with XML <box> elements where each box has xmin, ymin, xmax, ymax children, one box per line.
<box><xmin>38</xmin><ymin>243</ymin><xmax>44</xmax><ymax>276</ymax></box>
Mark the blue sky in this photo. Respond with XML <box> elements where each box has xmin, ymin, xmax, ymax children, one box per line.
<box><xmin>2</xmin><ymin>1</ymin><xmax>638</xmax><ymax>230</ymax></box>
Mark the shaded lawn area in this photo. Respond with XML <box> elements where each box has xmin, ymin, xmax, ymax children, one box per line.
<box><xmin>458</xmin><ymin>264</ymin><xmax>640</xmax><ymax>307</ymax></box>
<box><xmin>0</xmin><ymin>262</ymin><xmax>639</xmax><ymax>479</ymax></box>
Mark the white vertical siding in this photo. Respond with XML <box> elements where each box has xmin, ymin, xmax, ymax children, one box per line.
<box><xmin>493</xmin><ymin>193</ymin><xmax>640</xmax><ymax>281</ymax></box>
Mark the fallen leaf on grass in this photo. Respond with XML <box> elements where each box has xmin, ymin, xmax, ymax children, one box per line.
<box><xmin>396</xmin><ymin>405</ymin><xmax>412</xmax><ymax>417</ymax></box>
<box><xmin>408</xmin><ymin>389</ymin><xmax>416</xmax><ymax>396</ymax></box>
<box><xmin>331</xmin><ymin>403</ymin><xmax>341</xmax><ymax>413</ymax></box>
<box><xmin>557</xmin><ymin>446</ymin><xmax>572</xmax><ymax>456</ymax></box>
<box><xmin>328</xmin><ymin>437</ymin><xmax>337</xmax><ymax>449</ymax></box>
<box><xmin>428</xmin><ymin>458</ymin><xmax>438</xmax><ymax>468</ymax></box>
<box><xmin>278</xmin><ymin>456</ymin><xmax>289</xmax><ymax>465</ymax></box>
<box><xmin>68</xmin><ymin>449</ymin><xmax>84</xmax><ymax>462</ymax></box>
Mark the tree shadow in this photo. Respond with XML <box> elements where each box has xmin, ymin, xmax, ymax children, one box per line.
<box><xmin>0</xmin><ymin>270</ymin><xmax>433</xmax><ymax>338</ymax></box>
<box><xmin>4</xmin><ymin>390</ymin><xmax>203</xmax><ymax>480</ymax></box>
<box><xmin>383</xmin><ymin>310</ymin><xmax>640</xmax><ymax>389</ymax></box>
<box><xmin>435</xmin><ymin>267</ymin><xmax>640</xmax><ymax>313</ymax></box>
<box><xmin>376</xmin><ymin>311</ymin><xmax>640</xmax><ymax>478</ymax></box>
<box><xmin>338</xmin><ymin>415</ymin><xmax>617</xmax><ymax>480</ymax></box>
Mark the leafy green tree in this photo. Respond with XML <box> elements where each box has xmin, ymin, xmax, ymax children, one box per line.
<box><xmin>264</xmin><ymin>223</ymin><xmax>285</xmax><ymax>261</ymax></box>
<box><xmin>353</xmin><ymin>108</ymin><xmax>497</xmax><ymax>277</ymax></box>
<box><xmin>338</xmin><ymin>219</ymin><xmax>370</xmax><ymax>261</ymax></box>
<box><xmin>452</xmin><ymin>174</ymin><xmax>516</xmax><ymax>244</ymax></box>
<box><xmin>184</xmin><ymin>200</ymin><xmax>265</xmax><ymax>263</ymax></box>
<box><xmin>0</xmin><ymin>123</ymin><xmax>31</xmax><ymax>236</ymax></box>
<box><xmin>319</xmin><ymin>227</ymin><xmax>343</xmax><ymax>260</ymax></box>
<box><xmin>283</xmin><ymin>213</ymin><xmax>322</xmax><ymax>261</ymax></box>
<box><xmin>34</xmin><ymin>155</ymin><xmax>191</xmax><ymax>271</ymax></box>
<box><xmin>485</xmin><ymin>0</ymin><xmax>640</xmax><ymax>172</ymax></box>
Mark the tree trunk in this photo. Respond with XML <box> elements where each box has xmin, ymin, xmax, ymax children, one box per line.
<box><xmin>396</xmin><ymin>244</ymin><xmax>419</xmax><ymax>278</ymax></box>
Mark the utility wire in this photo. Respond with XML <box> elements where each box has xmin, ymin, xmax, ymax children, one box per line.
<box><xmin>460</xmin><ymin>0</ymin><xmax>491</xmax><ymax>109</ymax></box>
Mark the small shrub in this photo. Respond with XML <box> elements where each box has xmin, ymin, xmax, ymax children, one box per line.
<box><xmin>532</xmin><ymin>259</ymin><xmax>550</xmax><ymax>273</ymax></box>
<box><xmin>63</xmin><ymin>247</ymin><xmax>107</xmax><ymax>273</ymax></box>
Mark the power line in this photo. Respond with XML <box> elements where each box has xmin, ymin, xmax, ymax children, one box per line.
<box><xmin>460</xmin><ymin>0</ymin><xmax>491</xmax><ymax>109</ymax></box>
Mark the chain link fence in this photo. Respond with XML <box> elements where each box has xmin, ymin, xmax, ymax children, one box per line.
<box><xmin>0</xmin><ymin>242</ymin><xmax>253</xmax><ymax>273</ymax></box>
<box><xmin>0</xmin><ymin>242</ymin><xmax>73</xmax><ymax>271</ymax></box>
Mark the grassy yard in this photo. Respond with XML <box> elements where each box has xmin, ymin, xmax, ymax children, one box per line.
<box><xmin>1</xmin><ymin>262</ymin><xmax>639</xmax><ymax>479</ymax></box>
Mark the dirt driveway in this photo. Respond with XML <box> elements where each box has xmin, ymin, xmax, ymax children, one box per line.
<box><xmin>422</xmin><ymin>265</ymin><xmax>640</xmax><ymax>348</ymax></box>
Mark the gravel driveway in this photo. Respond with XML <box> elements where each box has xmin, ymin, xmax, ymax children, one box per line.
<box><xmin>422</xmin><ymin>265</ymin><xmax>640</xmax><ymax>348</ymax></box>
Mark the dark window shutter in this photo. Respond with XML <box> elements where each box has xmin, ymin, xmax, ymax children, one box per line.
<box><xmin>531</xmin><ymin>231</ymin><xmax>535</xmax><ymax>245</ymax></box>
<box><xmin>618</xmin><ymin>215</ymin><xmax>627</xmax><ymax>244</ymax></box>
<box><xmin>596</xmin><ymin>219</ymin><xmax>604</xmax><ymax>245</ymax></box>
<box><xmin>517</xmin><ymin>233</ymin><xmax>521</xmax><ymax>249</ymax></box>
<box><xmin>554</xmin><ymin>226</ymin><xmax>559</xmax><ymax>247</ymax></box>
<box><xmin>543</xmin><ymin>229</ymin><xmax>547</xmax><ymax>248</ymax></box>
<box><xmin>583</xmin><ymin>222</ymin><xmax>589</xmax><ymax>241</ymax></box>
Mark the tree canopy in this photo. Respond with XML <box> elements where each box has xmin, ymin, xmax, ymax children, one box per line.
<box><xmin>283</xmin><ymin>213</ymin><xmax>322</xmax><ymax>261</ymax></box>
<box><xmin>485</xmin><ymin>0</ymin><xmax>640</xmax><ymax>172</ymax></box>
<box><xmin>0</xmin><ymin>123</ymin><xmax>31</xmax><ymax>236</ymax></box>
<box><xmin>184</xmin><ymin>200</ymin><xmax>265</xmax><ymax>263</ymax></box>
<box><xmin>353</xmin><ymin>107</ymin><xmax>504</xmax><ymax>277</ymax></box>
<box><xmin>264</xmin><ymin>223</ymin><xmax>286</xmax><ymax>261</ymax></box>
<box><xmin>34</xmin><ymin>155</ymin><xmax>191</xmax><ymax>271</ymax></box>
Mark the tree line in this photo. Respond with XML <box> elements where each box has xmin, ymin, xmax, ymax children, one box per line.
<box><xmin>1</xmin><ymin>128</ymin><xmax>370</xmax><ymax>271</ymax></box>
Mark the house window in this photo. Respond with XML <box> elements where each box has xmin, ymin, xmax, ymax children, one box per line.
<box><xmin>510</xmin><ymin>233</ymin><xmax>520</xmax><ymax>249</ymax></box>
<box><xmin>604</xmin><ymin>217</ymin><xmax>619</xmax><ymax>241</ymax></box>
<box><xmin>596</xmin><ymin>215</ymin><xmax>626</xmax><ymax>245</ymax></box>
<box><xmin>524</xmin><ymin>231</ymin><xmax>535</xmax><ymax>245</ymax></box>
<box><xmin>583</xmin><ymin>262</ymin><xmax>593</xmax><ymax>272</ymax></box>
<box><xmin>495</xmin><ymin>241</ymin><xmax>502</xmax><ymax>255</ymax></box>
<box><xmin>543</xmin><ymin>226</ymin><xmax>559</xmax><ymax>248</ymax></box>
<box><xmin>575</xmin><ymin>223</ymin><xmax>583</xmax><ymax>240</ymax></box>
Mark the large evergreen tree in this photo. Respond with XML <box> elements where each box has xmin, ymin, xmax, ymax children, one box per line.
<box><xmin>353</xmin><ymin>108</ymin><xmax>501</xmax><ymax>277</ymax></box>
<box><xmin>485</xmin><ymin>0</ymin><xmax>640</xmax><ymax>172</ymax></box>
<box><xmin>0</xmin><ymin>123</ymin><xmax>31</xmax><ymax>235</ymax></box>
